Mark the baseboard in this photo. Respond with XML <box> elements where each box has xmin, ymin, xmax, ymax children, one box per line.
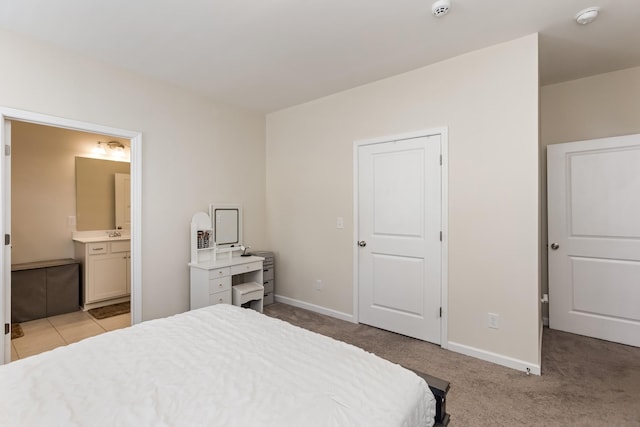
<box><xmin>274</xmin><ymin>295</ymin><xmax>356</xmax><ymax>323</ymax></box>
<box><xmin>448</xmin><ymin>341</ymin><xmax>541</xmax><ymax>376</ymax></box>
<box><xmin>274</xmin><ymin>296</ymin><xmax>541</xmax><ymax>375</ymax></box>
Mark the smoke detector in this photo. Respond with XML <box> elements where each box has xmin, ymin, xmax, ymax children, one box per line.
<box><xmin>575</xmin><ymin>7</ymin><xmax>600</xmax><ymax>25</ymax></box>
<box><xmin>432</xmin><ymin>0</ymin><xmax>451</xmax><ymax>17</ymax></box>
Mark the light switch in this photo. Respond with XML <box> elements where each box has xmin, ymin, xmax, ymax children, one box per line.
<box><xmin>336</xmin><ymin>217</ymin><xmax>344</xmax><ymax>229</ymax></box>
<box><xmin>68</xmin><ymin>216</ymin><xmax>76</xmax><ymax>226</ymax></box>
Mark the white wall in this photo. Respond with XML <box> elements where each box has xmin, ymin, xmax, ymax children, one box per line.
<box><xmin>0</xmin><ymin>30</ymin><xmax>266</xmax><ymax>320</ymax></box>
<box><xmin>540</xmin><ymin>66</ymin><xmax>640</xmax><ymax>319</ymax></box>
<box><xmin>266</xmin><ymin>35</ymin><xmax>540</xmax><ymax>367</ymax></box>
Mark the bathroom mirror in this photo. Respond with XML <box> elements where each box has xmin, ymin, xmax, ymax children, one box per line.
<box><xmin>75</xmin><ymin>157</ymin><xmax>130</xmax><ymax>231</ymax></box>
<box><xmin>209</xmin><ymin>204</ymin><xmax>243</xmax><ymax>248</ymax></box>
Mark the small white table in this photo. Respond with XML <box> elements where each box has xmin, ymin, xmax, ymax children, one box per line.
<box><xmin>189</xmin><ymin>255</ymin><xmax>264</xmax><ymax>311</ymax></box>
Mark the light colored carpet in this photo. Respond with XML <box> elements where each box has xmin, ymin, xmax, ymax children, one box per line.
<box><xmin>264</xmin><ymin>303</ymin><xmax>640</xmax><ymax>426</ymax></box>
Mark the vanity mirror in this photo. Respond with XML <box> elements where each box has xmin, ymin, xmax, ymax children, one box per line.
<box><xmin>75</xmin><ymin>157</ymin><xmax>130</xmax><ymax>231</ymax></box>
<box><xmin>209</xmin><ymin>204</ymin><xmax>243</xmax><ymax>248</ymax></box>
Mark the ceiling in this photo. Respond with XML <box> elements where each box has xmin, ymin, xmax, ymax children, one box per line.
<box><xmin>1</xmin><ymin>0</ymin><xmax>639</xmax><ymax>112</ymax></box>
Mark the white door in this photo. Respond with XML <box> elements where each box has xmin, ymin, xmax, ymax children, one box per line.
<box><xmin>548</xmin><ymin>134</ymin><xmax>640</xmax><ymax>347</ymax></box>
<box><xmin>357</xmin><ymin>135</ymin><xmax>442</xmax><ymax>343</ymax></box>
<box><xmin>1</xmin><ymin>119</ymin><xmax>11</xmax><ymax>363</ymax></box>
<box><xmin>115</xmin><ymin>173</ymin><xmax>131</xmax><ymax>231</ymax></box>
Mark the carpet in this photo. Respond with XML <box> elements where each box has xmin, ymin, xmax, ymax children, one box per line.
<box><xmin>11</xmin><ymin>323</ymin><xmax>24</xmax><ymax>339</ymax></box>
<box><xmin>264</xmin><ymin>302</ymin><xmax>640</xmax><ymax>426</ymax></box>
<box><xmin>88</xmin><ymin>302</ymin><xmax>130</xmax><ymax>320</ymax></box>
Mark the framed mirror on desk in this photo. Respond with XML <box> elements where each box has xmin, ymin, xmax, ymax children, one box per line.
<box><xmin>209</xmin><ymin>204</ymin><xmax>243</xmax><ymax>249</ymax></box>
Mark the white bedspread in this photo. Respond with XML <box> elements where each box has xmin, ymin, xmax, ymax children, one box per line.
<box><xmin>1</xmin><ymin>304</ymin><xmax>435</xmax><ymax>426</ymax></box>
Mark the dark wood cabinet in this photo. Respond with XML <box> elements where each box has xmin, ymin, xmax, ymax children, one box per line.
<box><xmin>11</xmin><ymin>259</ymin><xmax>80</xmax><ymax>323</ymax></box>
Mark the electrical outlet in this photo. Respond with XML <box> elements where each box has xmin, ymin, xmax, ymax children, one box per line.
<box><xmin>315</xmin><ymin>279</ymin><xmax>323</xmax><ymax>291</ymax></box>
<box><xmin>488</xmin><ymin>313</ymin><xmax>500</xmax><ymax>329</ymax></box>
<box><xmin>336</xmin><ymin>217</ymin><xmax>344</xmax><ymax>229</ymax></box>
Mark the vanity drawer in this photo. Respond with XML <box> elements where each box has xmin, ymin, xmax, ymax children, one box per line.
<box><xmin>111</xmin><ymin>241</ymin><xmax>130</xmax><ymax>253</ymax></box>
<box><xmin>263</xmin><ymin>268</ymin><xmax>274</xmax><ymax>281</ymax></box>
<box><xmin>87</xmin><ymin>243</ymin><xmax>108</xmax><ymax>254</ymax></box>
<box><xmin>209</xmin><ymin>290</ymin><xmax>231</xmax><ymax>305</ymax></box>
<box><xmin>231</xmin><ymin>261</ymin><xmax>262</xmax><ymax>275</ymax></box>
<box><xmin>208</xmin><ymin>268</ymin><xmax>230</xmax><ymax>279</ymax></box>
<box><xmin>209</xmin><ymin>277</ymin><xmax>231</xmax><ymax>294</ymax></box>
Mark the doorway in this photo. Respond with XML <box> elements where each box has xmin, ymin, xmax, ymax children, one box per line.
<box><xmin>547</xmin><ymin>133</ymin><xmax>640</xmax><ymax>347</ymax></box>
<box><xmin>353</xmin><ymin>129</ymin><xmax>448</xmax><ymax>345</ymax></box>
<box><xmin>1</xmin><ymin>108</ymin><xmax>142</xmax><ymax>364</ymax></box>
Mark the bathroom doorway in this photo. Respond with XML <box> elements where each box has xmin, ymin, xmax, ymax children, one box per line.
<box><xmin>1</xmin><ymin>108</ymin><xmax>142</xmax><ymax>364</ymax></box>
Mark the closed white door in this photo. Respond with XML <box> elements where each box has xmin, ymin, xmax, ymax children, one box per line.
<box><xmin>548</xmin><ymin>134</ymin><xmax>640</xmax><ymax>347</ymax></box>
<box><xmin>357</xmin><ymin>135</ymin><xmax>442</xmax><ymax>344</ymax></box>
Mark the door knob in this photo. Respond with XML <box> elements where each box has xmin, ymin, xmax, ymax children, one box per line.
<box><xmin>550</xmin><ymin>243</ymin><xmax>559</xmax><ymax>250</ymax></box>
<box><xmin>358</xmin><ymin>240</ymin><xmax>367</xmax><ymax>247</ymax></box>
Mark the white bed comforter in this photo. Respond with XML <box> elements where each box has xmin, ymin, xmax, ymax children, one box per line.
<box><xmin>1</xmin><ymin>304</ymin><xmax>435</xmax><ymax>427</ymax></box>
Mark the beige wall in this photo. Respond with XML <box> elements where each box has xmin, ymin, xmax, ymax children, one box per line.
<box><xmin>11</xmin><ymin>121</ymin><xmax>129</xmax><ymax>264</ymax></box>
<box><xmin>266</xmin><ymin>35</ymin><xmax>540</xmax><ymax>365</ymax></box>
<box><xmin>1</xmin><ymin>29</ymin><xmax>266</xmax><ymax>320</ymax></box>
<box><xmin>540</xmin><ymin>66</ymin><xmax>640</xmax><ymax>319</ymax></box>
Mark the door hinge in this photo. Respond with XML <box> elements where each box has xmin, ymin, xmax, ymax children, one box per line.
<box><xmin>439</xmin><ymin>154</ymin><xmax>442</xmax><ymax>165</ymax></box>
<box><xmin>4</xmin><ymin>323</ymin><xmax>9</xmax><ymax>335</ymax></box>
<box><xmin>4</xmin><ymin>234</ymin><xmax>10</xmax><ymax>245</ymax></box>
<box><xmin>439</xmin><ymin>307</ymin><xmax>442</xmax><ymax>318</ymax></box>
<box><xmin>4</xmin><ymin>145</ymin><xmax>10</xmax><ymax>156</ymax></box>
<box><xmin>439</xmin><ymin>231</ymin><xmax>442</xmax><ymax>242</ymax></box>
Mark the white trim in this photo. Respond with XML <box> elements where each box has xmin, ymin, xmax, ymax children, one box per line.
<box><xmin>0</xmin><ymin>108</ymin><xmax>143</xmax><ymax>365</ymax></box>
<box><xmin>352</xmin><ymin>143</ymin><xmax>360</xmax><ymax>323</ymax></box>
<box><xmin>539</xmin><ymin>319</ymin><xmax>544</xmax><ymax>370</ymax></box>
<box><xmin>129</xmin><ymin>132</ymin><xmax>143</xmax><ymax>325</ymax></box>
<box><xmin>448</xmin><ymin>341</ymin><xmax>541</xmax><ymax>376</ymax></box>
<box><xmin>439</xmin><ymin>127</ymin><xmax>449</xmax><ymax>349</ymax></box>
<box><xmin>274</xmin><ymin>295</ymin><xmax>356</xmax><ymax>323</ymax></box>
<box><xmin>1</xmin><ymin>119</ymin><xmax>10</xmax><ymax>365</ymax></box>
<box><xmin>352</xmin><ymin>127</ymin><xmax>449</xmax><ymax>347</ymax></box>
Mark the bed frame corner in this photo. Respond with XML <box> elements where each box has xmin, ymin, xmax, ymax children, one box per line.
<box><xmin>408</xmin><ymin>368</ymin><xmax>451</xmax><ymax>426</ymax></box>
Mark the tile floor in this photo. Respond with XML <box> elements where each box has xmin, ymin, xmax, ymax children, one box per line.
<box><xmin>11</xmin><ymin>310</ymin><xmax>131</xmax><ymax>361</ymax></box>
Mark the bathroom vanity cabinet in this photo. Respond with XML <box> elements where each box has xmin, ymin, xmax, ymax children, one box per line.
<box><xmin>74</xmin><ymin>238</ymin><xmax>130</xmax><ymax>310</ymax></box>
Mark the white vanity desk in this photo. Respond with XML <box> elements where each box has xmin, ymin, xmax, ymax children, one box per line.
<box><xmin>189</xmin><ymin>206</ymin><xmax>265</xmax><ymax>311</ymax></box>
<box><xmin>189</xmin><ymin>255</ymin><xmax>265</xmax><ymax>310</ymax></box>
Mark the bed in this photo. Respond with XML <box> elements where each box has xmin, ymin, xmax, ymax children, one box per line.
<box><xmin>1</xmin><ymin>304</ymin><xmax>446</xmax><ymax>426</ymax></box>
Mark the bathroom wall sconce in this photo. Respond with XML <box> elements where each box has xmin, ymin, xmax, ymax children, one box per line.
<box><xmin>93</xmin><ymin>141</ymin><xmax>126</xmax><ymax>157</ymax></box>
<box><xmin>93</xmin><ymin>141</ymin><xmax>107</xmax><ymax>155</ymax></box>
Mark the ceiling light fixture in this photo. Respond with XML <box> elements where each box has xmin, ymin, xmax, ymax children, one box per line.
<box><xmin>575</xmin><ymin>6</ymin><xmax>600</xmax><ymax>25</ymax></box>
<box><xmin>432</xmin><ymin>0</ymin><xmax>451</xmax><ymax>17</ymax></box>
